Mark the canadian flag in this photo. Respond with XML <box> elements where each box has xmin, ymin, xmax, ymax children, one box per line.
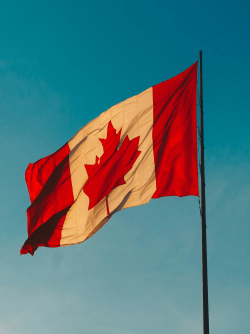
<box><xmin>21</xmin><ymin>62</ymin><xmax>198</xmax><ymax>255</ymax></box>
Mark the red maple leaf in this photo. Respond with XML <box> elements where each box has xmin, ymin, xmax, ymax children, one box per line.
<box><xmin>83</xmin><ymin>121</ymin><xmax>141</xmax><ymax>214</ymax></box>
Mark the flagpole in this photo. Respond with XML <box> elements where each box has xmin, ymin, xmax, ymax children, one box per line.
<box><xmin>199</xmin><ymin>50</ymin><xmax>209</xmax><ymax>334</ymax></box>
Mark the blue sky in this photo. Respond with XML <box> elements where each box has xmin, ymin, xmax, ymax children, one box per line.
<box><xmin>0</xmin><ymin>0</ymin><xmax>250</xmax><ymax>333</ymax></box>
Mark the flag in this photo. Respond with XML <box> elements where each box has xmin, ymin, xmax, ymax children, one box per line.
<box><xmin>21</xmin><ymin>62</ymin><xmax>198</xmax><ymax>255</ymax></box>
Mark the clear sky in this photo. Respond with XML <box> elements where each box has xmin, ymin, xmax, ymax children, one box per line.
<box><xmin>0</xmin><ymin>0</ymin><xmax>249</xmax><ymax>333</ymax></box>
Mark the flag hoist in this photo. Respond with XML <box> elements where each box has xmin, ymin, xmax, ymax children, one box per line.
<box><xmin>21</xmin><ymin>53</ymin><xmax>209</xmax><ymax>333</ymax></box>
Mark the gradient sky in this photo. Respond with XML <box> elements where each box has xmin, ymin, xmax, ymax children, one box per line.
<box><xmin>0</xmin><ymin>0</ymin><xmax>250</xmax><ymax>333</ymax></box>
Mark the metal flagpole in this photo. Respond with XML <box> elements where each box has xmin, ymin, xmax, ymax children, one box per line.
<box><xmin>199</xmin><ymin>50</ymin><xmax>209</xmax><ymax>334</ymax></box>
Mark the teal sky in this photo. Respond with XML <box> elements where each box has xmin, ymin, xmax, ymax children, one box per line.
<box><xmin>0</xmin><ymin>0</ymin><xmax>250</xmax><ymax>333</ymax></box>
